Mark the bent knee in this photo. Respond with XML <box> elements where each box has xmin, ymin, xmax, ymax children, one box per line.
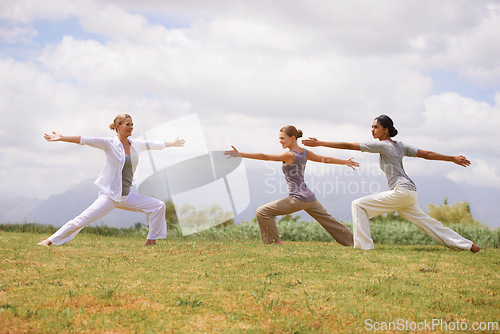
<box><xmin>256</xmin><ymin>206</ymin><xmax>265</xmax><ymax>218</ymax></box>
<box><xmin>150</xmin><ymin>200</ymin><xmax>166</xmax><ymax>215</ymax></box>
<box><xmin>158</xmin><ymin>201</ymin><xmax>167</xmax><ymax>213</ymax></box>
<box><xmin>352</xmin><ymin>198</ymin><xmax>363</xmax><ymax>210</ymax></box>
<box><xmin>256</xmin><ymin>205</ymin><xmax>271</xmax><ymax>218</ymax></box>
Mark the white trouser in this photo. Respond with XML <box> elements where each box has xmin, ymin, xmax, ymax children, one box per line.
<box><xmin>351</xmin><ymin>187</ymin><xmax>473</xmax><ymax>251</ymax></box>
<box><xmin>48</xmin><ymin>192</ymin><xmax>167</xmax><ymax>245</ymax></box>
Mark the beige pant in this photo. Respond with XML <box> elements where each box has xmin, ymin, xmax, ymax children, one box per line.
<box><xmin>352</xmin><ymin>187</ymin><xmax>474</xmax><ymax>250</ymax></box>
<box><xmin>256</xmin><ymin>197</ymin><xmax>354</xmax><ymax>245</ymax></box>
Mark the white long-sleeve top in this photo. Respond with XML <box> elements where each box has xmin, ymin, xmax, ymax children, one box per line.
<box><xmin>79</xmin><ymin>136</ymin><xmax>166</xmax><ymax>201</ymax></box>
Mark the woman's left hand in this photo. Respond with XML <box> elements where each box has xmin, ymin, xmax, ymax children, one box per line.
<box><xmin>454</xmin><ymin>155</ymin><xmax>471</xmax><ymax>167</ymax></box>
<box><xmin>345</xmin><ymin>157</ymin><xmax>360</xmax><ymax>170</ymax></box>
<box><xmin>167</xmin><ymin>137</ymin><xmax>186</xmax><ymax>147</ymax></box>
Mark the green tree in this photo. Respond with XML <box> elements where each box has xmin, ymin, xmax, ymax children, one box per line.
<box><xmin>427</xmin><ymin>198</ymin><xmax>482</xmax><ymax>226</ymax></box>
<box><xmin>176</xmin><ymin>202</ymin><xmax>235</xmax><ymax>234</ymax></box>
<box><xmin>369</xmin><ymin>211</ymin><xmax>406</xmax><ymax>223</ymax></box>
<box><xmin>165</xmin><ymin>199</ymin><xmax>179</xmax><ymax>229</ymax></box>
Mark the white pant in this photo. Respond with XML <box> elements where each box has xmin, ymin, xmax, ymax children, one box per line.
<box><xmin>351</xmin><ymin>187</ymin><xmax>473</xmax><ymax>251</ymax></box>
<box><xmin>48</xmin><ymin>192</ymin><xmax>167</xmax><ymax>245</ymax></box>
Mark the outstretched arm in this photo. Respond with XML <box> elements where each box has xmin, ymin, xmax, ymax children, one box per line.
<box><xmin>44</xmin><ymin>132</ymin><xmax>81</xmax><ymax>144</ymax></box>
<box><xmin>302</xmin><ymin>137</ymin><xmax>361</xmax><ymax>151</ymax></box>
<box><xmin>416</xmin><ymin>149</ymin><xmax>471</xmax><ymax>167</ymax></box>
<box><xmin>165</xmin><ymin>137</ymin><xmax>186</xmax><ymax>147</ymax></box>
<box><xmin>307</xmin><ymin>150</ymin><xmax>360</xmax><ymax>170</ymax></box>
<box><xmin>224</xmin><ymin>146</ymin><xmax>295</xmax><ymax>164</ymax></box>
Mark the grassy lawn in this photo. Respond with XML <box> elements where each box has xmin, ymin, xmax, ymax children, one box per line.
<box><xmin>0</xmin><ymin>231</ymin><xmax>498</xmax><ymax>333</ymax></box>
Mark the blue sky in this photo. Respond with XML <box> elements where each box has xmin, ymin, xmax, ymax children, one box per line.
<box><xmin>426</xmin><ymin>69</ymin><xmax>497</xmax><ymax>105</ymax></box>
<box><xmin>0</xmin><ymin>0</ymin><xmax>499</xmax><ymax>228</ymax></box>
<box><xmin>33</xmin><ymin>19</ymin><xmax>103</xmax><ymax>45</ymax></box>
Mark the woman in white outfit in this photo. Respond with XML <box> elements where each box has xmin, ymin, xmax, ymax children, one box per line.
<box><xmin>38</xmin><ymin>114</ymin><xmax>185</xmax><ymax>246</ymax></box>
<box><xmin>303</xmin><ymin>115</ymin><xmax>480</xmax><ymax>252</ymax></box>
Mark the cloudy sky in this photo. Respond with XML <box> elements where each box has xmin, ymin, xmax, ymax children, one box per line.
<box><xmin>1</xmin><ymin>0</ymin><xmax>499</xmax><ymax>228</ymax></box>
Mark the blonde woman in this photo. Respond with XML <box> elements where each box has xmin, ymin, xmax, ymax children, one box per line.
<box><xmin>224</xmin><ymin>125</ymin><xmax>358</xmax><ymax>245</ymax></box>
<box><xmin>38</xmin><ymin>114</ymin><xmax>185</xmax><ymax>246</ymax></box>
<box><xmin>303</xmin><ymin>115</ymin><xmax>480</xmax><ymax>252</ymax></box>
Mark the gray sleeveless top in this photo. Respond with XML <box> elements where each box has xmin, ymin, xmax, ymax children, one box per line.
<box><xmin>121</xmin><ymin>154</ymin><xmax>133</xmax><ymax>196</ymax></box>
<box><xmin>282</xmin><ymin>149</ymin><xmax>316</xmax><ymax>202</ymax></box>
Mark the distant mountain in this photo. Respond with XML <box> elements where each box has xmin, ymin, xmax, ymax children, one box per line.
<box><xmin>24</xmin><ymin>179</ymin><xmax>98</xmax><ymax>225</ymax></box>
<box><xmin>0</xmin><ymin>196</ymin><xmax>43</xmax><ymax>223</ymax></box>
<box><xmin>0</xmin><ymin>179</ymin><xmax>147</xmax><ymax>228</ymax></box>
<box><xmin>1</xmin><ymin>169</ymin><xmax>498</xmax><ymax>230</ymax></box>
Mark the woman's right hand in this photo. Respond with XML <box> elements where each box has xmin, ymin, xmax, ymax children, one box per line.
<box><xmin>44</xmin><ymin>131</ymin><xmax>62</xmax><ymax>142</ymax></box>
<box><xmin>223</xmin><ymin>146</ymin><xmax>241</xmax><ymax>158</ymax></box>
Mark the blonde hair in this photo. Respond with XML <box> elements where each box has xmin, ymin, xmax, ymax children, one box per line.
<box><xmin>109</xmin><ymin>114</ymin><xmax>132</xmax><ymax>131</ymax></box>
<box><xmin>280</xmin><ymin>125</ymin><xmax>303</xmax><ymax>139</ymax></box>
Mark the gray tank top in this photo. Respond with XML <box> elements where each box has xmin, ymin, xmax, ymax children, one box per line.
<box><xmin>121</xmin><ymin>154</ymin><xmax>133</xmax><ymax>196</ymax></box>
<box><xmin>282</xmin><ymin>149</ymin><xmax>316</xmax><ymax>202</ymax></box>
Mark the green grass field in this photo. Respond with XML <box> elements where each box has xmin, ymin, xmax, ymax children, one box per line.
<box><xmin>1</xmin><ymin>230</ymin><xmax>498</xmax><ymax>333</ymax></box>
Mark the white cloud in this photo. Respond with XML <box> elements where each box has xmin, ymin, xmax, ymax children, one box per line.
<box><xmin>35</xmin><ymin>13</ymin><xmax>435</xmax><ymax>127</ymax></box>
<box><xmin>79</xmin><ymin>5</ymin><xmax>169</xmax><ymax>44</ymax></box>
<box><xmin>447</xmin><ymin>159</ymin><xmax>500</xmax><ymax>189</ymax></box>
<box><xmin>417</xmin><ymin>92</ymin><xmax>500</xmax><ymax>154</ymax></box>
<box><xmin>395</xmin><ymin>92</ymin><xmax>500</xmax><ymax>182</ymax></box>
<box><xmin>0</xmin><ymin>0</ymin><xmax>89</xmax><ymax>23</ymax></box>
<box><xmin>0</xmin><ymin>53</ymin><xmax>191</xmax><ymax>199</ymax></box>
<box><xmin>0</xmin><ymin>0</ymin><xmax>499</xmax><ymax>228</ymax></box>
<box><xmin>429</xmin><ymin>3</ymin><xmax>500</xmax><ymax>85</ymax></box>
<box><xmin>0</xmin><ymin>23</ymin><xmax>37</xmax><ymax>44</ymax></box>
<box><xmin>107</xmin><ymin>0</ymin><xmax>487</xmax><ymax>55</ymax></box>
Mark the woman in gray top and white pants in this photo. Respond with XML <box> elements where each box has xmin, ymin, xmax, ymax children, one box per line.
<box><xmin>224</xmin><ymin>125</ymin><xmax>358</xmax><ymax>246</ymax></box>
<box><xmin>303</xmin><ymin>115</ymin><xmax>480</xmax><ymax>252</ymax></box>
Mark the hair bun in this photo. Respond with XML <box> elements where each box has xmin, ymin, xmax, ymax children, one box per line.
<box><xmin>375</xmin><ymin>115</ymin><xmax>398</xmax><ymax>137</ymax></box>
<box><xmin>280</xmin><ymin>125</ymin><xmax>302</xmax><ymax>139</ymax></box>
<box><xmin>110</xmin><ymin>113</ymin><xmax>132</xmax><ymax>132</ymax></box>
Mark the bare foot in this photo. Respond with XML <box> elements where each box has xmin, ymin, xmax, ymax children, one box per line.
<box><xmin>144</xmin><ymin>239</ymin><xmax>157</xmax><ymax>246</ymax></box>
<box><xmin>470</xmin><ymin>243</ymin><xmax>480</xmax><ymax>253</ymax></box>
<box><xmin>38</xmin><ymin>239</ymin><xmax>52</xmax><ymax>246</ymax></box>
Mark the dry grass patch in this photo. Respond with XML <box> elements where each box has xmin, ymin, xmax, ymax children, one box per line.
<box><xmin>0</xmin><ymin>232</ymin><xmax>498</xmax><ymax>333</ymax></box>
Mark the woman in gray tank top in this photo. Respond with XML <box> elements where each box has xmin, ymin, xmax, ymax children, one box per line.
<box><xmin>224</xmin><ymin>125</ymin><xmax>358</xmax><ymax>245</ymax></box>
<box><xmin>303</xmin><ymin>115</ymin><xmax>480</xmax><ymax>253</ymax></box>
